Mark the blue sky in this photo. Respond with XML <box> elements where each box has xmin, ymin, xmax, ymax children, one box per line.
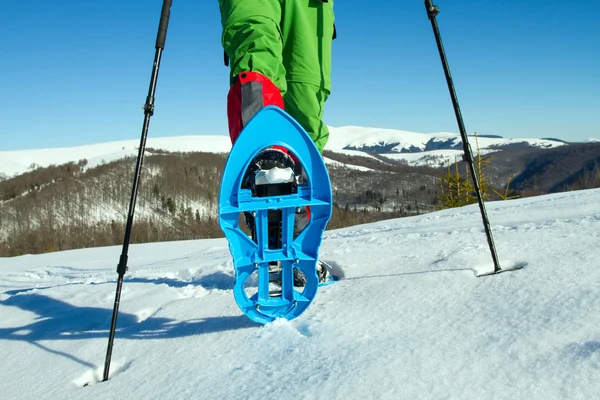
<box><xmin>1</xmin><ymin>0</ymin><xmax>598</xmax><ymax>151</ymax></box>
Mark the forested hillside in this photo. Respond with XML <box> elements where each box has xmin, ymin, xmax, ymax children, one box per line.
<box><xmin>0</xmin><ymin>151</ymin><xmax>440</xmax><ymax>256</ymax></box>
<box><xmin>4</xmin><ymin>140</ymin><xmax>600</xmax><ymax>257</ymax></box>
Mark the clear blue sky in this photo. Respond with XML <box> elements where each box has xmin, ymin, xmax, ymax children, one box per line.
<box><xmin>1</xmin><ymin>0</ymin><xmax>598</xmax><ymax>151</ymax></box>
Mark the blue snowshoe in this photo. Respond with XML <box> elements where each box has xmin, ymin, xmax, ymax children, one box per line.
<box><xmin>218</xmin><ymin>106</ymin><xmax>333</xmax><ymax>324</ymax></box>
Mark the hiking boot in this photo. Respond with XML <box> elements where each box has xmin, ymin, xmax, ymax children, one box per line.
<box><xmin>241</xmin><ymin>148</ymin><xmax>296</xmax><ymax>242</ymax></box>
<box><xmin>269</xmin><ymin>263</ymin><xmax>307</xmax><ymax>287</ymax></box>
<box><xmin>276</xmin><ymin>260</ymin><xmax>330</xmax><ymax>287</ymax></box>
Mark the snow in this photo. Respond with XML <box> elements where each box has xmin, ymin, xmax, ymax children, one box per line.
<box><xmin>0</xmin><ymin>136</ymin><xmax>232</xmax><ymax>177</ymax></box>
<box><xmin>1</xmin><ymin>127</ymin><xmax>566</xmax><ymax>177</ymax></box>
<box><xmin>382</xmin><ymin>148</ymin><xmax>498</xmax><ymax>167</ymax></box>
<box><xmin>383</xmin><ymin>149</ymin><xmax>464</xmax><ymax>167</ymax></box>
<box><xmin>327</xmin><ymin>149</ymin><xmax>384</xmax><ymax>162</ymax></box>
<box><xmin>255</xmin><ymin>167</ymin><xmax>294</xmax><ymax>185</ymax></box>
<box><xmin>327</xmin><ymin>125</ymin><xmax>459</xmax><ymax>152</ymax></box>
<box><xmin>2</xmin><ymin>187</ymin><xmax>600</xmax><ymax>399</ymax></box>
<box><xmin>327</xmin><ymin>126</ymin><xmax>564</xmax><ymax>154</ymax></box>
<box><xmin>323</xmin><ymin>157</ymin><xmax>375</xmax><ymax>172</ymax></box>
<box><xmin>84</xmin><ymin>148</ymin><xmax>146</xmax><ymax>170</ymax></box>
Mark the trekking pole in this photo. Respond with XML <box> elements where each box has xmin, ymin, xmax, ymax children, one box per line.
<box><xmin>102</xmin><ymin>0</ymin><xmax>173</xmax><ymax>382</ymax></box>
<box><xmin>424</xmin><ymin>1</ymin><xmax>510</xmax><ymax>277</ymax></box>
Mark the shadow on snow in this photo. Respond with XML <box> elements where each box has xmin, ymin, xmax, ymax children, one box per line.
<box><xmin>0</xmin><ymin>278</ymin><xmax>258</xmax><ymax>368</ymax></box>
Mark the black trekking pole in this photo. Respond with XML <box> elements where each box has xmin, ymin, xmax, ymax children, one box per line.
<box><xmin>102</xmin><ymin>0</ymin><xmax>172</xmax><ymax>382</ymax></box>
<box><xmin>424</xmin><ymin>1</ymin><xmax>519</xmax><ymax>277</ymax></box>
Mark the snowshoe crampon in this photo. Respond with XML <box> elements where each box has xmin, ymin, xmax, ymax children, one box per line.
<box><xmin>218</xmin><ymin>106</ymin><xmax>333</xmax><ymax>324</ymax></box>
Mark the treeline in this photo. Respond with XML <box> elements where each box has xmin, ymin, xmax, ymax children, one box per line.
<box><xmin>326</xmin><ymin>162</ymin><xmax>439</xmax><ymax>215</ymax></box>
<box><xmin>508</xmin><ymin>142</ymin><xmax>600</xmax><ymax>195</ymax></box>
<box><xmin>6</xmin><ymin>140</ymin><xmax>600</xmax><ymax>256</ymax></box>
<box><xmin>7</xmin><ymin>143</ymin><xmax>600</xmax><ymax>257</ymax></box>
<box><xmin>1</xmin><ymin>160</ymin><xmax>88</xmax><ymax>201</ymax></box>
<box><xmin>0</xmin><ymin>219</ymin><xmax>222</xmax><ymax>256</ymax></box>
<box><xmin>0</xmin><ymin>152</ymin><xmax>226</xmax><ymax>256</ymax></box>
<box><xmin>0</xmin><ymin>149</ymin><xmax>441</xmax><ymax>257</ymax></box>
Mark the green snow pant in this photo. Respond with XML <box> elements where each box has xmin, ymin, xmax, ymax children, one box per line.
<box><xmin>218</xmin><ymin>0</ymin><xmax>335</xmax><ymax>153</ymax></box>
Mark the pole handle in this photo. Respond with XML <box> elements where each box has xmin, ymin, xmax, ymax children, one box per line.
<box><xmin>425</xmin><ymin>0</ymin><xmax>440</xmax><ymax>19</ymax></box>
<box><xmin>156</xmin><ymin>0</ymin><xmax>172</xmax><ymax>49</ymax></box>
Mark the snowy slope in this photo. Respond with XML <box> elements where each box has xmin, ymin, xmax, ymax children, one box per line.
<box><xmin>1</xmin><ymin>125</ymin><xmax>566</xmax><ymax>177</ymax></box>
<box><xmin>2</xmin><ymin>188</ymin><xmax>600</xmax><ymax>399</ymax></box>
<box><xmin>327</xmin><ymin>125</ymin><xmax>564</xmax><ymax>153</ymax></box>
<box><xmin>0</xmin><ymin>136</ymin><xmax>232</xmax><ymax>177</ymax></box>
<box><xmin>323</xmin><ymin>157</ymin><xmax>374</xmax><ymax>172</ymax></box>
<box><xmin>382</xmin><ymin>149</ymin><xmax>465</xmax><ymax>167</ymax></box>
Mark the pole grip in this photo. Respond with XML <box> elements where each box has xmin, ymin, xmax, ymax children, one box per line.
<box><xmin>425</xmin><ymin>0</ymin><xmax>439</xmax><ymax>19</ymax></box>
<box><xmin>155</xmin><ymin>0</ymin><xmax>172</xmax><ymax>49</ymax></box>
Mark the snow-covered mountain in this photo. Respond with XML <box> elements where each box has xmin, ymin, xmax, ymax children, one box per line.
<box><xmin>328</xmin><ymin>126</ymin><xmax>564</xmax><ymax>153</ymax></box>
<box><xmin>0</xmin><ymin>136</ymin><xmax>233</xmax><ymax>178</ymax></box>
<box><xmin>327</xmin><ymin>126</ymin><xmax>566</xmax><ymax>168</ymax></box>
<box><xmin>1</xmin><ymin>188</ymin><xmax>599</xmax><ymax>399</ymax></box>
<box><xmin>0</xmin><ymin>126</ymin><xmax>567</xmax><ymax>177</ymax></box>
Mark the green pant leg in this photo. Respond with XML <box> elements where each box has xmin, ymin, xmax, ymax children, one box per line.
<box><xmin>280</xmin><ymin>0</ymin><xmax>334</xmax><ymax>153</ymax></box>
<box><xmin>218</xmin><ymin>0</ymin><xmax>287</xmax><ymax>93</ymax></box>
<box><xmin>284</xmin><ymin>82</ymin><xmax>330</xmax><ymax>154</ymax></box>
<box><xmin>219</xmin><ymin>0</ymin><xmax>333</xmax><ymax>89</ymax></box>
<box><xmin>218</xmin><ymin>0</ymin><xmax>334</xmax><ymax>152</ymax></box>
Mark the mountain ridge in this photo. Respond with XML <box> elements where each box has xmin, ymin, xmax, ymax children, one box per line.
<box><xmin>1</xmin><ymin>125</ymin><xmax>571</xmax><ymax>177</ymax></box>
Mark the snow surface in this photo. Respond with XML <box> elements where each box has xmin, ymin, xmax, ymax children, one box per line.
<box><xmin>2</xmin><ymin>188</ymin><xmax>600</xmax><ymax>399</ymax></box>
